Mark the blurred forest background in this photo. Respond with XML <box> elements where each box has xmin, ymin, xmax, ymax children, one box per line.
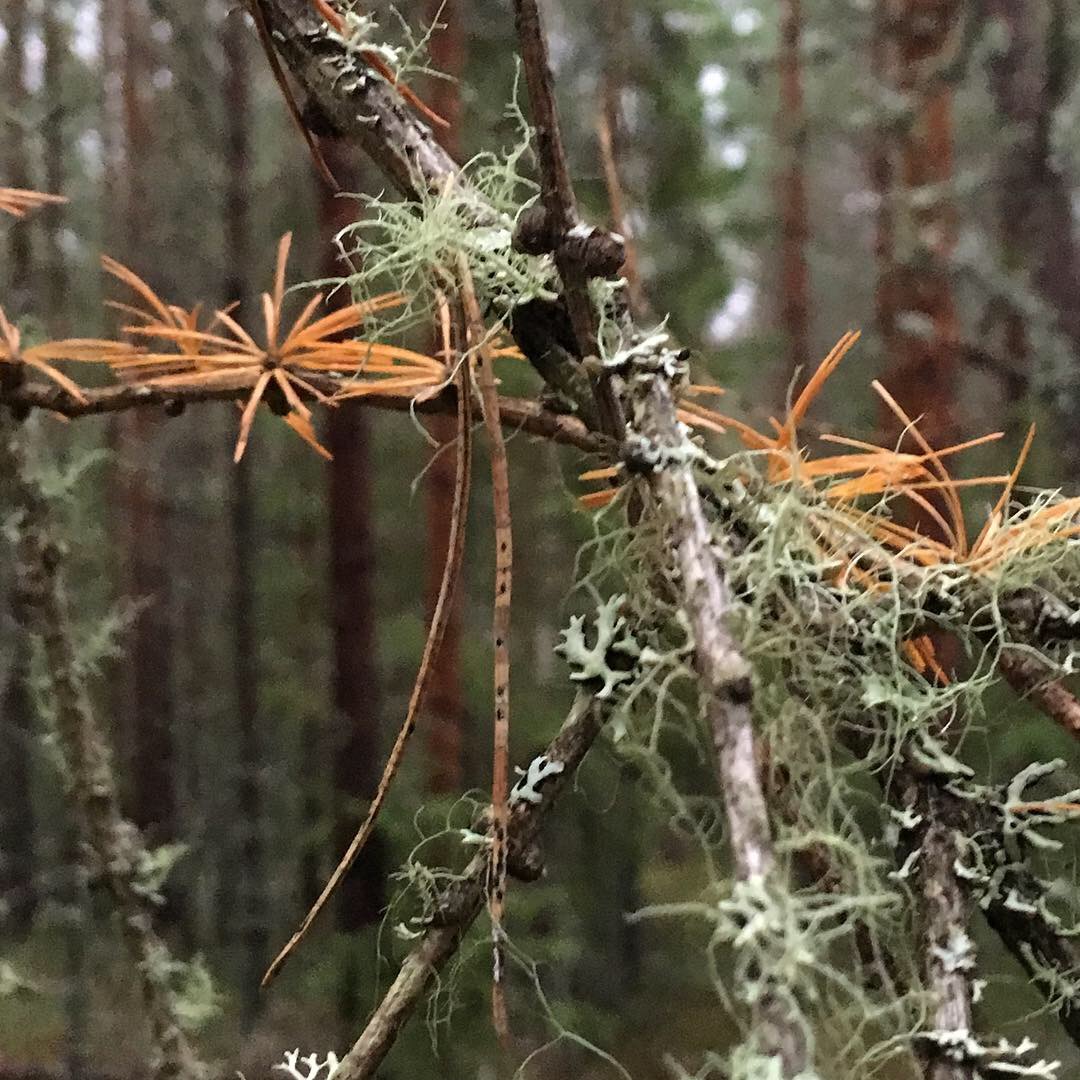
<box><xmin>4</xmin><ymin>0</ymin><xmax>1080</xmax><ymax>1077</ymax></box>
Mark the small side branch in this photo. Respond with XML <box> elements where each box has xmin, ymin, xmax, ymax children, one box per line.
<box><xmin>897</xmin><ymin>772</ymin><xmax>975</xmax><ymax>1080</ymax></box>
<box><xmin>0</xmin><ymin>417</ymin><xmax>207</xmax><ymax>1080</ymax></box>
<box><xmin>334</xmin><ymin>694</ymin><xmax>605</xmax><ymax>1080</ymax></box>
<box><xmin>1</xmin><ymin>377</ymin><xmax>606</xmax><ymax>455</ymax></box>
<box><xmin>512</xmin><ymin>0</ymin><xmax>625</xmax><ymax>438</ymax></box>
<box><xmin>999</xmin><ymin>651</ymin><xmax>1080</xmax><ymax>736</ymax></box>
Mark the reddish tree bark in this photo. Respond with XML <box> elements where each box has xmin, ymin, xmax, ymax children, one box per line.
<box><xmin>881</xmin><ymin>0</ymin><xmax>961</xmax><ymax>455</ymax></box>
<box><xmin>222</xmin><ymin>5</ymin><xmax>267</xmax><ymax>1025</ymax></box>
<box><xmin>777</xmin><ymin>0</ymin><xmax>810</xmax><ymax>371</ymax></box>
<box><xmin>320</xmin><ymin>141</ymin><xmax>388</xmax><ymax>939</ymax></box>
<box><xmin>870</xmin><ymin>0</ymin><xmax>897</xmax><ymax>363</ymax></box>
<box><xmin>114</xmin><ymin>0</ymin><xmax>179</xmax><ymax>850</ymax></box>
<box><xmin>422</xmin><ymin>0</ymin><xmax>468</xmax><ymax>795</ymax></box>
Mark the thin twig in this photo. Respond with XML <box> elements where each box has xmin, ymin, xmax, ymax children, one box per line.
<box><xmin>333</xmin><ymin>694</ymin><xmax>605</xmax><ymax>1080</ymax></box>
<box><xmin>511</xmin><ymin>0</ymin><xmax>624</xmax><ymax>438</ymax></box>
<box><xmin>1</xmin><ymin>375</ymin><xmax>606</xmax><ymax>455</ymax></box>
<box><xmin>457</xmin><ymin>254</ymin><xmax>515</xmax><ymax>1037</ymax></box>
<box><xmin>596</xmin><ymin>104</ymin><xmax>646</xmax><ymax>321</ymax></box>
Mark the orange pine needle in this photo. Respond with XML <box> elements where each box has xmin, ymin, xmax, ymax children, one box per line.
<box><xmin>578</xmin><ymin>488</ymin><xmax>621</xmax><ymax>510</ymax></box>
<box><xmin>0</xmin><ymin>187</ymin><xmax>66</xmax><ymax>218</ymax></box>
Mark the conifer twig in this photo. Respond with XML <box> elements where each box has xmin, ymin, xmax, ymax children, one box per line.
<box><xmin>333</xmin><ymin>694</ymin><xmax>606</xmax><ymax>1080</ymax></box>
<box><xmin>457</xmin><ymin>254</ymin><xmax>514</xmax><ymax>1037</ymax></box>
<box><xmin>0</xmin><ymin>416</ymin><xmax>207</xmax><ymax>1080</ymax></box>
<box><xmin>0</xmin><ymin>375</ymin><xmax>605</xmax><ymax>454</ymax></box>
<box><xmin>998</xmin><ymin>651</ymin><xmax>1080</xmax><ymax>735</ymax></box>
<box><xmin>511</xmin><ymin>0</ymin><xmax>624</xmax><ymax>439</ymax></box>
<box><xmin>596</xmin><ymin>104</ymin><xmax>646</xmax><ymax>321</ymax></box>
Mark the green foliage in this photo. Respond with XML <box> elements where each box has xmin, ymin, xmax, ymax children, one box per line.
<box><xmin>332</xmin><ymin>92</ymin><xmax>555</xmax><ymax>338</ymax></box>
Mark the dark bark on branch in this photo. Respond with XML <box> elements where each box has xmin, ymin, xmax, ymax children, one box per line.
<box><xmin>334</xmin><ymin>694</ymin><xmax>606</xmax><ymax>1080</ymax></box>
<box><xmin>998</xmin><ymin>651</ymin><xmax>1080</xmax><ymax>735</ymax></box>
<box><xmin>1</xmin><ymin>377</ymin><xmax>605</xmax><ymax>455</ymax></box>
<box><xmin>254</xmin><ymin>0</ymin><xmax>464</xmax><ymax>203</ymax></box>
<box><xmin>511</xmin><ymin>0</ymin><xmax>624</xmax><ymax>438</ymax></box>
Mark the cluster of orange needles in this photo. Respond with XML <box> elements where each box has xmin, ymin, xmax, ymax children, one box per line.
<box><xmin>0</xmin><ymin>216</ymin><xmax>530</xmax><ymax>462</ymax></box>
<box><xmin>581</xmin><ymin>330</ymin><xmax>1080</xmax><ymax>587</ymax></box>
<box><xmin>103</xmin><ymin>232</ymin><xmax>450</xmax><ymax>460</ymax></box>
<box><xmin>0</xmin><ymin>186</ymin><xmax>66</xmax><ymax>218</ymax></box>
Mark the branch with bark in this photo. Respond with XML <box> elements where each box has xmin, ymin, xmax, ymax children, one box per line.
<box><xmin>0</xmin><ymin>375</ymin><xmax>605</xmax><ymax>455</ymax></box>
<box><xmin>334</xmin><ymin>693</ymin><xmax>606</xmax><ymax>1080</ymax></box>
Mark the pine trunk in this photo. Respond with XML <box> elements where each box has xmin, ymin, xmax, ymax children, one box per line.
<box><xmin>778</xmin><ymin>0</ymin><xmax>810</xmax><ymax>371</ymax></box>
<box><xmin>222</xmin><ymin>5</ymin><xmax>267</xmax><ymax>1024</ymax></box>
<box><xmin>42</xmin><ymin>4</ymin><xmax>68</xmax><ymax>333</ymax></box>
<box><xmin>0</xmin><ymin>1</ymin><xmax>38</xmax><ymax>933</ymax></box>
<box><xmin>4</xmin><ymin>0</ymin><xmax>33</xmax><ymax>314</ymax></box>
<box><xmin>115</xmin><ymin>0</ymin><xmax>179</xmax><ymax>854</ymax></box>
<box><xmin>883</xmin><ymin>0</ymin><xmax>960</xmax><ymax>453</ymax></box>
<box><xmin>320</xmin><ymin>140</ymin><xmax>387</xmax><ymax>1000</ymax></box>
<box><xmin>422</xmin><ymin>0</ymin><xmax>468</xmax><ymax>795</ymax></box>
<box><xmin>870</xmin><ymin>0</ymin><xmax>897</xmax><ymax>363</ymax></box>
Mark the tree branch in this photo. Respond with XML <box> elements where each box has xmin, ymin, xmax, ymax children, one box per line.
<box><xmin>897</xmin><ymin>771</ymin><xmax>976</xmax><ymax>1080</ymax></box>
<box><xmin>1</xmin><ymin>376</ymin><xmax>606</xmax><ymax>455</ymax></box>
<box><xmin>511</xmin><ymin>0</ymin><xmax>624</xmax><ymax>438</ymax></box>
<box><xmin>998</xmin><ymin>651</ymin><xmax>1080</xmax><ymax>735</ymax></box>
<box><xmin>334</xmin><ymin>694</ymin><xmax>606</xmax><ymax>1080</ymax></box>
<box><xmin>627</xmin><ymin>361</ymin><xmax>809</xmax><ymax>1074</ymax></box>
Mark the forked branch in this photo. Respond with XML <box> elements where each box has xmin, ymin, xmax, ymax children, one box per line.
<box><xmin>333</xmin><ymin>694</ymin><xmax>606</xmax><ymax>1080</ymax></box>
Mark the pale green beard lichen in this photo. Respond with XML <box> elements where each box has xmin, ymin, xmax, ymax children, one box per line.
<box><xmin>557</xmin><ymin>420</ymin><xmax>1080</xmax><ymax>1077</ymax></box>
<box><xmin>304</xmin><ymin>77</ymin><xmax>1080</xmax><ymax>1067</ymax></box>
<box><xmin>327</xmin><ymin>86</ymin><xmax>557</xmax><ymax>341</ymax></box>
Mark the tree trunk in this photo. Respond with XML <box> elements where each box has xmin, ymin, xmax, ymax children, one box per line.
<box><xmin>0</xmin><ymin>632</ymin><xmax>37</xmax><ymax>930</ymax></box>
<box><xmin>870</xmin><ymin>0</ymin><xmax>897</xmax><ymax>364</ymax></box>
<box><xmin>4</xmin><ymin>0</ymin><xmax>33</xmax><ymax>315</ymax></box>
<box><xmin>320</xmin><ymin>138</ymin><xmax>387</xmax><ymax>1028</ymax></box>
<box><xmin>0</xmin><ymin>0</ymin><xmax>39</xmax><ymax>933</ymax></box>
<box><xmin>42</xmin><ymin>3</ymin><xmax>68</xmax><ymax>333</ymax></box>
<box><xmin>422</xmin><ymin>0</ymin><xmax>468</xmax><ymax>795</ymax></box>
<box><xmin>115</xmin><ymin>0</ymin><xmax>180</xmax><ymax>856</ymax></box>
<box><xmin>778</xmin><ymin>0</ymin><xmax>810</xmax><ymax>371</ymax></box>
<box><xmin>985</xmin><ymin>0</ymin><xmax>1080</xmax><ymax>475</ymax></box>
<box><xmin>882</xmin><ymin>0</ymin><xmax>961</xmax><ymax>455</ymax></box>
<box><xmin>222</xmin><ymin>4</ymin><xmax>267</xmax><ymax>1025</ymax></box>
